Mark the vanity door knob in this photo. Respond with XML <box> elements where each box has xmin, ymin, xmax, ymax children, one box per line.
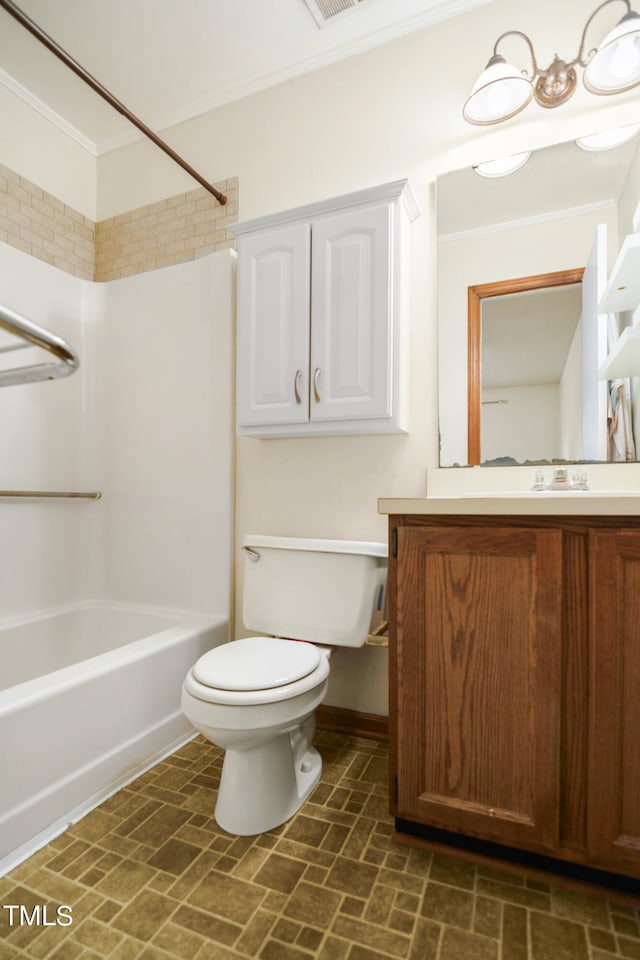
<box><xmin>294</xmin><ymin>369</ymin><xmax>303</xmax><ymax>405</ymax></box>
<box><xmin>313</xmin><ymin>367</ymin><xmax>321</xmax><ymax>403</ymax></box>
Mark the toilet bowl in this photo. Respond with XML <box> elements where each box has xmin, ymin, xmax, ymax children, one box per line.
<box><xmin>181</xmin><ymin>535</ymin><xmax>387</xmax><ymax>835</ymax></box>
<box><xmin>182</xmin><ymin>636</ymin><xmax>330</xmax><ymax>834</ymax></box>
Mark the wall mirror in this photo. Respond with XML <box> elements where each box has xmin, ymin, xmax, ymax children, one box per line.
<box><xmin>437</xmin><ymin>127</ymin><xmax>640</xmax><ymax>466</ymax></box>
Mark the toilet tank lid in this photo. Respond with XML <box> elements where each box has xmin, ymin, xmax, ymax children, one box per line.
<box><xmin>243</xmin><ymin>534</ymin><xmax>387</xmax><ymax>558</ymax></box>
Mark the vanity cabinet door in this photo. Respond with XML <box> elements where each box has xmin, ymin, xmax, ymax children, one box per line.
<box><xmin>392</xmin><ymin>523</ymin><xmax>563</xmax><ymax>853</ymax></box>
<box><xmin>588</xmin><ymin>529</ymin><xmax>640</xmax><ymax>876</ymax></box>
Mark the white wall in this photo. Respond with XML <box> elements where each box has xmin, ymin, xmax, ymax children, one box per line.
<box><xmin>0</xmin><ymin>84</ymin><xmax>97</xmax><ymax>220</ymax></box>
<box><xmin>95</xmin><ymin>0</ymin><xmax>640</xmax><ymax>715</ymax></box>
<box><xmin>5</xmin><ymin>0</ymin><xmax>640</xmax><ymax>713</ymax></box>
<box><xmin>0</xmin><ymin>245</ymin><xmax>234</xmax><ymax>623</ymax></box>
<box><xmin>481</xmin><ymin>385</ymin><xmax>559</xmax><ymax>463</ymax></box>
<box><xmin>617</xmin><ymin>138</ymin><xmax>640</xmax><ymax>241</ymax></box>
<box><xmin>93</xmin><ymin>0</ymin><xmax>640</xmax><ymax>222</ymax></box>
<box><xmin>559</xmin><ymin>320</ymin><xmax>583</xmax><ymax>461</ymax></box>
<box><xmin>614</xmin><ymin>140</ymin><xmax>640</xmax><ymax>455</ymax></box>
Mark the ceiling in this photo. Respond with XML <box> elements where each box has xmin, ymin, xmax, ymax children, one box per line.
<box><xmin>0</xmin><ymin>0</ymin><xmax>494</xmax><ymax>155</ymax></box>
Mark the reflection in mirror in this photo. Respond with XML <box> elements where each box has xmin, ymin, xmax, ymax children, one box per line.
<box><xmin>437</xmin><ymin>128</ymin><xmax>640</xmax><ymax>466</ymax></box>
<box><xmin>468</xmin><ymin>273</ymin><xmax>583</xmax><ymax>465</ymax></box>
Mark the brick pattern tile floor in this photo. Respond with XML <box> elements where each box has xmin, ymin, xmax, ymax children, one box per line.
<box><xmin>1</xmin><ymin>732</ymin><xmax>638</xmax><ymax>959</ymax></box>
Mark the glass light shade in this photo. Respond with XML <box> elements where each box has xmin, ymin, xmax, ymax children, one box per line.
<box><xmin>473</xmin><ymin>152</ymin><xmax>531</xmax><ymax>178</ymax></box>
<box><xmin>463</xmin><ymin>56</ymin><xmax>533</xmax><ymax>125</ymax></box>
<box><xmin>576</xmin><ymin>123</ymin><xmax>640</xmax><ymax>150</ymax></box>
<box><xmin>583</xmin><ymin>13</ymin><xmax>640</xmax><ymax>93</ymax></box>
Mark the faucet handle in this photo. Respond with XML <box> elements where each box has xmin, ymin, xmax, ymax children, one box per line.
<box><xmin>531</xmin><ymin>469</ymin><xmax>546</xmax><ymax>491</ymax></box>
<box><xmin>570</xmin><ymin>469</ymin><xmax>589</xmax><ymax>491</ymax></box>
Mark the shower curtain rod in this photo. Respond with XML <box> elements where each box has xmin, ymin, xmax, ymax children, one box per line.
<box><xmin>0</xmin><ymin>490</ymin><xmax>102</xmax><ymax>499</ymax></box>
<box><xmin>0</xmin><ymin>0</ymin><xmax>227</xmax><ymax>205</ymax></box>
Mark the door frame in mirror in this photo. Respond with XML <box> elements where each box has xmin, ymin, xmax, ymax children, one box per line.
<box><xmin>467</xmin><ymin>268</ymin><xmax>585</xmax><ymax>465</ymax></box>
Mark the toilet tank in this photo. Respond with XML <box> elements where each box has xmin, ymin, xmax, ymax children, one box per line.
<box><xmin>242</xmin><ymin>534</ymin><xmax>388</xmax><ymax>648</ymax></box>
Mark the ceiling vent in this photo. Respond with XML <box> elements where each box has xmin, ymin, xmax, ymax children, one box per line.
<box><xmin>302</xmin><ymin>0</ymin><xmax>372</xmax><ymax>28</ymax></box>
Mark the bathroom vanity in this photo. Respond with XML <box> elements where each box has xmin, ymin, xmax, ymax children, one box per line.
<box><xmin>379</xmin><ymin>495</ymin><xmax>640</xmax><ymax>885</ymax></box>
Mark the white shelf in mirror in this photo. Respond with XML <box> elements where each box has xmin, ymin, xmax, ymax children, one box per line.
<box><xmin>599</xmin><ymin>322</ymin><xmax>640</xmax><ymax>380</ymax></box>
<box><xmin>599</xmin><ymin>232</ymin><xmax>640</xmax><ymax>313</ymax></box>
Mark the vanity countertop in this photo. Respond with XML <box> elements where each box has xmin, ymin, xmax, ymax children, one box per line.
<box><xmin>378</xmin><ymin>493</ymin><xmax>640</xmax><ymax>516</ymax></box>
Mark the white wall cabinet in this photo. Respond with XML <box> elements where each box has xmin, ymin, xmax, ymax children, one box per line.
<box><xmin>231</xmin><ymin>180</ymin><xmax>419</xmax><ymax>438</ymax></box>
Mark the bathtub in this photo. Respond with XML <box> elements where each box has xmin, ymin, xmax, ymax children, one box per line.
<box><xmin>0</xmin><ymin>602</ymin><xmax>226</xmax><ymax>875</ymax></box>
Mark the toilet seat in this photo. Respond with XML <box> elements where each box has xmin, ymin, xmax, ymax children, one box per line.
<box><xmin>184</xmin><ymin>636</ymin><xmax>330</xmax><ymax>706</ymax></box>
<box><xmin>194</xmin><ymin>636</ymin><xmax>321</xmax><ymax>690</ymax></box>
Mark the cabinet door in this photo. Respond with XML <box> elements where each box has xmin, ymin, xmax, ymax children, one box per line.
<box><xmin>310</xmin><ymin>204</ymin><xmax>392</xmax><ymax>422</ymax></box>
<box><xmin>588</xmin><ymin>529</ymin><xmax>640</xmax><ymax>876</ymax></box>
<box><xmin>393</xmin><ymin>524</ymin><xmax>562</xmax><ymax>853</ymax></box>
<box><xmin>236</xmin><ymin>224</ymin><xmax>310</xmax><ymax>427</ymax></box>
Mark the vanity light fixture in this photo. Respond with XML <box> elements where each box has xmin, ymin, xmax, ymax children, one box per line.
<box><xmin>576</xmin><ymin>122</ymin><xmax>640</xmax><ymax>149</ymax></box>
<box><xmin>464</xmin><ymin>0</ymin><xmax>640</xmax><ymax>125</ymax></box>
<box><xmin>473</xmin><ymin>151</ymin><xmax>531</xmax><ymax>177</ymax></box>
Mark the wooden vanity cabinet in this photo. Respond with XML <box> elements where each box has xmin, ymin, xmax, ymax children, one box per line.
<box><xmin>588</xmin><ymin>528</ymin><xmax>640</xmax><ymax>875</ymax></box>
<box><xmin>388</xmin><ymin>513</ymin><xmax>640</xmax><ymax>881</ymax></box>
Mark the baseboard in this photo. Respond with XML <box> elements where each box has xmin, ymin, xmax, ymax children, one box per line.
<box><xmin>316</xmin><ymin>704</ymin><xmax>388</xmax><ymax>741</ymax></box>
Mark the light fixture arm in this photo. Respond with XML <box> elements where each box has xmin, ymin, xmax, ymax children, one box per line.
<box><xmin>464</xmin><ymin>0</ymin><xmax>640</xmax><ymax>124</ymax></box>
<box><xmin>573</xmin><ymin>0</ymin><xmax>632</xmax><ymax>66</ymax></box>
<box><xmin>491</xmin><ymin>29</ymin><xmax>580</xmax><ymax>108</ymax></box>
<box><xmin>492</xmin><ymin>30</ymin><xmax>540</xmax><ymax>79</ymax></box>
<box><xmin>491</xmin><ymin>0</ymin><xmax>634</xmax><ymax>76</ymax></box>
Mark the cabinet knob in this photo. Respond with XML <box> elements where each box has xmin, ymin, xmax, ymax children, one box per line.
<box><xmin>294</xmin><ymin>369</ymin><xmax>303</xmax><ymax>405</ymax></box>
<box><xmin>313</xmin><ymin>367</ymin><xmax>321</xmax><ymax>403</ymax></box>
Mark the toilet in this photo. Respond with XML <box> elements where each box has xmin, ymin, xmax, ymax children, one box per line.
<box><xmin>181</xmin><ymin>534</ymin><xmax>387</xmax><ymax>835</ymax></box>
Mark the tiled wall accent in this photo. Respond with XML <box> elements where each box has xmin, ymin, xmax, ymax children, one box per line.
<box><xmin>0</xmin><ymin>163</ymin><xmax>238</xmax><ymax>283</ymax></box>
<box><xmin>0</xmin><ymin>162</ymin><xmax>95</xmax><ymax>280</ymax></box>
<box><xmin>95</xmin><ymin>179</ymin><xmax>238</xmax><ymax>282</ymax></box>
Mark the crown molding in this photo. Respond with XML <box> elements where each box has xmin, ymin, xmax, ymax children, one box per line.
<box><xmin>96</xmin><ymin>0</ymin><xmax>493</xmax><ymax>154</ymax></box>
<box><xmin>438</xmin><ymin>199</ymin><xmax>617</xmax><ymax>243</ymax></box>
<box><xmin>229</xmin><ymin>178</ymin><xmax>419</xmax><ymax>237</ymax></box>
<box><xmin>2</xmin><ymin>0</ymin><xmax>490</xmax><ymax>157</ymax></box>
<box><xmin>0</xmin><ymin>68</ymin><xmax>97</xmax><ymax>156</ymax></box>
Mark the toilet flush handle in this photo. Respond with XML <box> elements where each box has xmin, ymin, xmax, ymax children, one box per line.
<box><xmin>242</xmin><ymin>545</ymin><xmax>261</xmax><ymax>562</ymax></box>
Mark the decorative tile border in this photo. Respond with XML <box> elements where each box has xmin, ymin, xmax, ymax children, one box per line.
<box><xmin>95</xmin><ymin>180</ymin><xmax>238</xmax><ymax>282</ymax></box>
<box><xmin>0</xmin><ymin>162</ymin><xmax>237</xmax><ymax>282</ymax></box>
<box><xmin>0</xmin><ymin>162</ymin><xmax>95</xmax><ymax>280</ymax></box>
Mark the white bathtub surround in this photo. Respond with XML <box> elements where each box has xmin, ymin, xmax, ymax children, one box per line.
<box><xmin>0</xmin><ymin>244</ymin><xmax>235</xmax><ymax>874</ymax></box>
<box><xmin>0</xmin><ymin>242</ymin><xmax>234</xmax><ymax>618</ymax></box>
<box><xmin>0</xmin><ymin>244</ymin><xmax>95</xmax><ymax>614</ymax></box>
<box><xmin>93</xmin><ymin>251</ymin><xmax>235</xmax><ymax>614</ymax></box>
<box><xmin>0</xmin><ymin>602</ymin><xmax>227</xmax><ymax>876</ymax></box>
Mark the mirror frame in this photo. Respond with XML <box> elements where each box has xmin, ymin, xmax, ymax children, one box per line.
<box><xmin>467</xmin><ymin>267</ymin><xmax>586</xmax><ymax>465</ymax></box>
